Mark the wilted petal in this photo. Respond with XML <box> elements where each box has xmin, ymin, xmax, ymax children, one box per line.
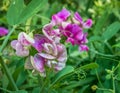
<box><xmin>11</xmin><ymin>40</ymin><xmax>18</xmax><ymax>49</ymax></box>
<box><xmin>79</xmin><ymin>45</ymin><xmax>89</xmax><ymax>51</ymax></box>
<box><xmin>25</xmin><ymin>57</ymin><xmax>34</xmax><ymax>69</ymax></box>
<box><xmin>31</xmin><ymin>55</ymin><xmax>45</xmax><ymax>73</ymax></box>
<box><xmin>83</xmin><ymin>19</ymin><xmax>92</xmax><ymax>28</ymax></box>
<box><xmin>0</xmin><ymin>27</ymin><xmax>8</xmax><ymax>36</ymax></box>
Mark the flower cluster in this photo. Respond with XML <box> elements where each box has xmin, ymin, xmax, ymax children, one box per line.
<box><xmin>11</xmin><ymin>8</ymin><xmax>92</xmax><ymax>76</ymax></box>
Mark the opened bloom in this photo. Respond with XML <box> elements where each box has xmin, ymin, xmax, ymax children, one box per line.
<box><xmin>11</xmin><ymin>32</ymin><xmax>34</xmax><ymax>57</ymax></box>
<box><xmin>25</xmin><ymin>34</ymin><xmax>67</xmax><ymax>76</ymax></box>
<box><xmin>0</xmin><ymin>27</ymin><xmax>8</xmax><ymax>36</ymax></box>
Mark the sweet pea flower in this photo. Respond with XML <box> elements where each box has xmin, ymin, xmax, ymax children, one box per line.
<box><xmin>61</xmin><ymin>23</ymin><xmax>88</xmax><ymax>51</ymax></box>
<box><xmin>28</xmin><ymin>34</ymin><xmax>67</xmax><ymax>76</ymax></box>
<box><xmin>51</xmin><ymin>8</ymin><xmax>71</xmax><ymax>25</ymax></box>
<box><xmin>42</xmin><ymin>23</ymin><xmax>61</xmax><ymax>43</ymax></box>
<box><xmin>11</xmin><ymin>32</ymin><xmax>34</xmax><ymax>57</ymax></box>
<box><xmin>0</xmin><ymin>27</ymin><xmax>8</xmax><ymax>36</ymax></box>
<box><xmin>74</xmin><ymin>12</ymin><xmax>92</xmax><ymax>28</ymax></box>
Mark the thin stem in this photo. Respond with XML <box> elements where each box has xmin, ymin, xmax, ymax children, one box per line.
<box><xmin>0</xmin><ymin>56</ymin><xmax>18</xmax><ymax>91</ymax></box>
<box><xmin>97</xmin><ymin>88</ymin><xmax>113</xmax><ymax>93</ymax></box>
<box><xmin>0</xmin><ymin>87</ymin><xmax>11</xmax><ymax>93</ymax></box>
<box><xmin>0</xmin><ymin>25</ymin><xmax>16</xmax><ymax>53</ymax></box>
<box><xmin>95</xmin><ymin>69</ymin><xmax>104</xmax><ymax>88</ymax></box>
<box><xmin>112</xmin><ymin>72</ymin><xmax>115</xmax><ymax>93</ymax></box>
<box><xmin>0</xmin><ymin>25</ymin><xmax>18</xmax><ymax>91</ymax></box>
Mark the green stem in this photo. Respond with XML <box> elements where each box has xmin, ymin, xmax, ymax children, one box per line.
<box><xmin>0</xmin><ymin>25</ymin><xmax>18</xmax><ymax>91</ymax></box>
<box><xmin>0</xmin><ymin>25</ymin><xmax>16</xmax><ymax>53</ymax></box>
<box><xmin>0</xmin><ymin>56</ymin><xmax>18</xmax><ymax>91</ymax></box>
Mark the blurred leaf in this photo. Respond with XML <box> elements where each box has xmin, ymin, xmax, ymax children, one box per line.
<box><xmin>16</xmin><ymin>70</ymin><xmax>27</xmax><ymax>87</ymax></box>
<box><xmin>94</xmin><ymin>11</ymin><xmax>109</xmax><ymax>35</ymax></box>
<box><xmin>32</xmin><ymin>87</ymin><xmax>41</xmax><ymax>93</ymax></box>
<box><xmin>63</xmin><ymin>77</ymin><xmax>94</xmax><ymax>89</ymax></box>
<box><xmin>17</xmin><ymin>0</ymin><xmax>48</xmax><ymax>24</ymax></box>
<box><xmin>12</xmin><ymin>90</ymin><xmax>28</xmax><ymax>93</ymax></box>
<box><xmin>77</xmin><ymin>63</ymin><xmax>99</xmax><ymax>71</ymax></box>
<box><xmin>7</xmin><ymin>0</ymin><xmax>24</xmax><ymax>25</ymax></box>
<box><xmin>102</xmin><ymin>22</ymin><xmax>120</xmax><ymax>41</ymax></box>
<box><xmin>51</xmin><ymin>66</ymin><xmax>74</xmax><ymax>85</ymax></box>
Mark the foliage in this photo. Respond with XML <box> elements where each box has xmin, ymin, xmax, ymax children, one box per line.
<box><xmin>0</xmin><ymin>0</ymin><xmax>120</xmax><ymax>93</ymax></box>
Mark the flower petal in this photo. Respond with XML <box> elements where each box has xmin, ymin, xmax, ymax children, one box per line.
<box><xmin>83</xmin><ymin>19</ymin><xmax>92</xmax><ymax>28</ymax></box>
<box><xmin>79</xmin><ymin>45</ymin><xmax>89</xmax><ymax>51</ymax></box>
<box><xmin>31</xmin><ymin>55</ymin><xmax>45</xmax><ymax>73</ymax></box>
<box><xmin>11</xmin><ymin>40</ymin><xmax>18</xmax><ymax>49</ymax></box>
<box><xmin>38</xmin><ymin>53</ymin><xmax>56</xmax><ymax>59</ymax></box>
<box><xmin>74</xmin><ymin>12</ymin><xmax>83</xmax><ymax>24</ymax></box>
<box><xmin>0</xmin><ymin>27</ymin><xmax>8</xmax><ymax>36</ymax></box>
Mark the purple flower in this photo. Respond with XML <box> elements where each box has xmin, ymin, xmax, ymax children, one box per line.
<box><xmin>42</xmin><ymin>23</ymin><xmax>61</xmax><ymax>43</ymax></box>
<box><xmin>29</xmin><ymin>34</ymin><xmax>67</xmax><ymax>76</ymax></box>
<box><xmin>61</xmin><ymin>23</ymin><xmax>88</xmax><ymax>51</ymax></box>
<box><xmin>11</xmin><ymin>32</ymin><xmax>34</xmax><ymax>57</ymax></box>
<box><xmin>51</xmin><ymin>8</ymin><xmax>71</xmax><ymax>25</ymax></box>
<box><xmin>0</xmin><ymin>27</ymin><xmax>8</xmax><ymax>36</ymax></box>
<box><xmin>74</xmin><ymin>12</ymin><xmax>92</xmax><ymax>28</ymax></box>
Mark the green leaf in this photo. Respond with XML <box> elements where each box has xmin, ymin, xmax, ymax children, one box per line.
<box><xmin>51</xmin><ymin>66</ymin><xmax>74</xmax><ymax>86</ymax></box>
<box><xmin>17</xmin><ymin>0</ymin><xmax>48</xmax><ymax>24</ymax></box>
<box><xmin>76</xmin><ymin>63</ymin><xmax>99</xmax><ymax>71</ymax></box>
<box><xmin>63</xmin><ymin>77</ymin><xmax>94</xmax><ymax>89</ymax></box>
<box><xmin>7</xmin><ymin>0</ymin><xmax>24</xmax><ymax>25</ymax></box>
<box><xmin>94</xmin><ymin>11</ymin><xmax>109</xmax><ymax>35</ymax></box>
<box><xmin>102</xmin><ymin>22</ymin><xmax>120</xmax><ymax>41</ymax></box>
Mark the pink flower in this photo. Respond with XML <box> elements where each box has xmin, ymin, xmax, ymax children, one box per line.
<box><xmin>51</xmin><ymin>8</ymin><xmax>71</xmax><ymax>25</ymax></box>
<box><xmin>0</xmin><ymin>27</ymin><xmax>8</xmax><ymax>36</ymax></box>
<box><xmin>11</xmin><ymin>32</ymin><xmax>34</xmax><ymax>57</ymax></box>
<box><xmin>30</xmin><ymin>34</ymin><xmax>67</xmax><ymax>76</ymax></box>
<box><xmin>74</xmin><ymin>12</ymin><xmax>92</xmax><ymax>28</ymax></box>
<box><xmin>42</xmin><ymin>23</ymin><xmax>61</xmax><ymax>43</ymax></box>
<box><xmin>61</xmin><ymin>23</ymin><xmax>88</xmax><ymax>51</ymax></box>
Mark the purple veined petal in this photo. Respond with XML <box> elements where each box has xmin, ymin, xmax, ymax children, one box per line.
<box><xmin>79</xmin><ymin>45</ymin><xmax>89</xmax><ymax>51</ymax></box>
<box><xmin>66</xmin><ymin>37</ymin><xmax>75</xmax><ymax>45</ymax></box>
<box><xmin>74</xmin><ymin>12</ymin><xmax>83</xmax><ymax>24</ymax></box>
<box><xmin>83</xmin><ymin>19</ymin><xmax>93</xmax><ymax>28</ymax></box>
<box><xmin>0</xmin><ymin>27</ymin><xmax>8</xmax><ymax>36</ymax></box>
<box><xmin>55</xmin><ymin>62</ymin><xmax>66</xmax><ymax>71</ymax></box>
<box><xmin>38</xmin><ymin>53</ymin><xmax>56</xmax><ymax>60</ymax></box>
<box><xmin>18</xmin><ymin>32</ymin><xmax>31</xmax><ymax>46</ymax></box>
<box><xmin>57</xmin><ymin>44</ymin><xmax>67</xmax><ymax>62</ymax></box>
<box><xmin>42</xmin><ymin>24</ymin><xmax>53</xmax><ymax>41</ymax></box>
<box><xmin>30</xmin><ymin>55</ymin><xmax>45</xmax><ymax>74</ymax></box>
<box><xmin>33</xmin><ymin>34</ymin><xmax>48</xmax><ymax>52</ymax></box>
<box><xmin>43</xmin><ymin>42</ymin><xmax>58</xmax><ymax>56</ymax></box>
<box><xmin>11</xmin><ymin>40</ymin><xmax>18</xmax><ymax>49</ymax></box>
<box><xmin>15</xmin><ymin>42</ymin><xmax>29</xmax><ymax>57</ymax></box>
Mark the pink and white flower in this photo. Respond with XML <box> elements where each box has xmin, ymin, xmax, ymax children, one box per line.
<box><xmin>11</xmin><ymin>32</ymin><xmax>34</xmax><ymax>57</ymax></box>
